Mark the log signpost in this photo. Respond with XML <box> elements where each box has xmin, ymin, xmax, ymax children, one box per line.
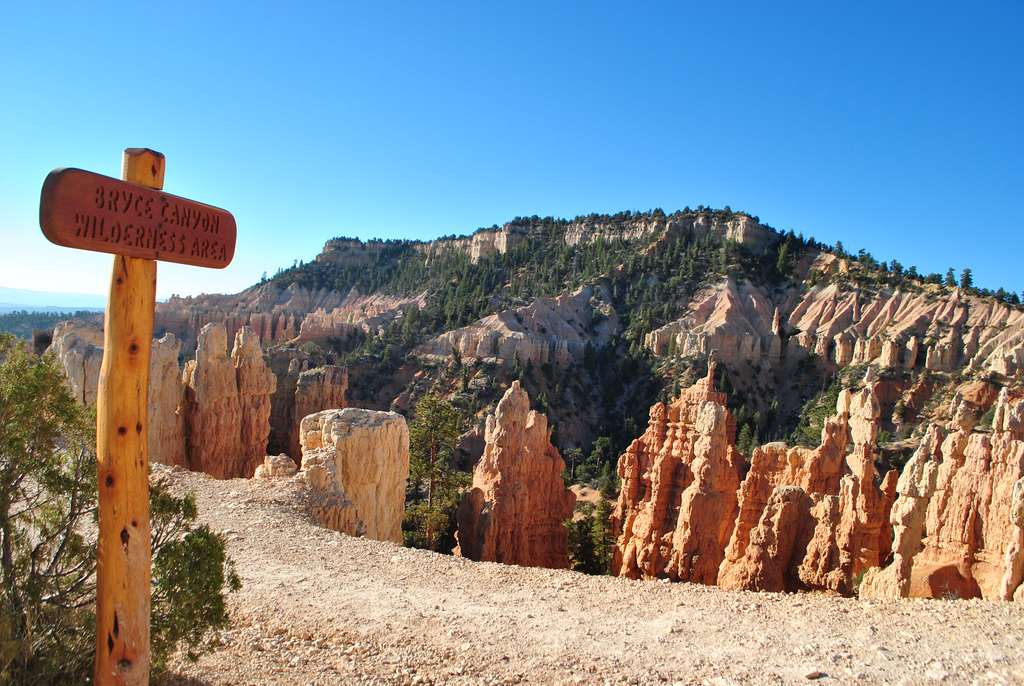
<box><xmin>39</xmin><ymin>149</ymin><xmax>236</xmax><ymax>685</ymax></box>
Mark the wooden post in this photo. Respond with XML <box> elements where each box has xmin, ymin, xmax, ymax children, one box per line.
<box><xmin>94</xmin><ymin>149</ymin><xmax>163</xmax><ymax>685</ymax></box>
<box><xmin>39</xmin><ymin>148</ymin><xmax>235</xmax><ymax>684</ymax></box>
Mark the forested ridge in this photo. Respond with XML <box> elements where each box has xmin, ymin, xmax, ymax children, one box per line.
<box><xmin>262</xmin><ymin>204</ymin><xmax>1023</xmax><ymax>500</ymax></box>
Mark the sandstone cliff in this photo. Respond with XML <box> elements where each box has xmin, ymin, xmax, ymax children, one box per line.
<box><xmin>861</xmin><ymin>389</ymin><xmax>1024</xmax><ymax>600</ymax></box>
<box><xmin>49</xmin><ymin>323</ymin><xmax>189</xmax><ymax>468</ymax></box>
<box><xmin>565</xmin><ymin>212</ymin><xmax>774</xmax><ymax>254</ymax></box>
<box><xmin>613</xmin><ymin>358</ymin><xmax>743</xmax><ymax>584</ymax></box>
<box><xmin>233</xmin><ymin>327</ymin><xmax>277</xmax><ymax>466</ymax></box>
<box><xmin>614</xmin><ymin>362</ymin><xmax>899</xmax><ymax>596</ymax></box>
<box><xmin>47</xmin><ymin>320</ymin><xmax>104</xmax><ymax>404</ymax></box>
<box><xmin>454</xmin><ymin>382</ymin><xmax>576</xmax><ymax>568</ymax></box>
<box><xmin>292</xmin><ymin>365</ymin><xmax>348</xmax><ymax>461</ymax></box>
<box><xmin>417</xmin><ymin>287</ymin><xmax>618</xmax><ymax>367</ymax></box>
<box><xmin>644</xmin><ymin>276</ymin><xmax>781</xmax><ymax>365</ymax></box>
<box><xmin>183</xmin><ymin>323</ymin><xmax>276</xmax><ymax>479</ymax></box>
<box><xmin>718</xmin><ymin>370</ymin><xmax>898</xmax><ymax>594</ymax></box>
<box><xmin>183</xmin><ymin>324</ymin><xmax>243</xmax><ymax>477</ymax></box>
<box><xmin>149</xmin><ymin>334</ymin><xmax>186</xmax><ymax>468</ymax></box>
<box><xmin>298</xmin><ymin>408</ymin><xmax>410</xmax><ymax>544</ymax></box>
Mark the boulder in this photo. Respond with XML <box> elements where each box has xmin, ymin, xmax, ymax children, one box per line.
<box><xmin>253</xmin><ymin>453</ymin><xmax>299</xmax><ymax>479</ymax></box>
<box><xmin>298</xmin><ymin>408</ymin><xmax>409</xmax><ymax>543</ymax></box>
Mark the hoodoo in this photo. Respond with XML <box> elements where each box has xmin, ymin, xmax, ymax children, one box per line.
<box><xmin>613</xmin><ymin>354</ymin><xmax>743</xmax><ymax>583</ymax></box>
<box><xmin>861</xmin><ymin>388</ymin><xmax>1024</xmax><ymax>600</ymax></box>
<box><xmin>455</xmin><ymin>382</ymin><xmax>576</xmax><ymax>568</ymax></box>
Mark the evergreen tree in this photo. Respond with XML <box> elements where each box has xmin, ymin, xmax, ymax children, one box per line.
<box><xmin>736</xmin><ymin>422</ymin><xmax>754</xmax><ymax>459</ymax></box>
<box><xmin>404</xmin><ymin>393</ymin><xmax>469</xmax><ymax>551</ymax></box>
<box><xmin>591</xmin><ymin>495</ymin><xmax>615</xmax><ymax>574</ymax></box>
<box><xmin>960</xmin><ymin>268</ymin><xmax>973</xmax><ymax>290</ymax></box>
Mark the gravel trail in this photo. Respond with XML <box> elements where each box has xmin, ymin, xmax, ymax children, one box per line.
<box><xmin>158</xmin><ymin>467</ymin><xmax>1024</xmax><ymax>686</ymax></box>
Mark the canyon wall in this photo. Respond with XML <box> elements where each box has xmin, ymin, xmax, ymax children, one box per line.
<box><xmin>51</xmin><ymin>319</ymin><xmax>352</xmax><ymax>477</ymax></box>
<box><xmin>614</xmin><ymin>363</ymin><xmax>900</xmax><ymax>595</ymax></box>
<box><xmin>154</xmin><ymin>282</ymin><xmax>424</xmax><ymax>352</ymax></box>
<box><xmin>417</xmin><ymin>287</ymin><xmax>618</xmax><ymax>368</ymax></box>
<box><xmin>455</xmin><ymin>382</ymin><xmax>576</xmax><ymax>568</ymax></box>
<box><xmin>861</xmin><ymin>388</ymin><xmax>1024</xmax><ymax>600</ymax></box>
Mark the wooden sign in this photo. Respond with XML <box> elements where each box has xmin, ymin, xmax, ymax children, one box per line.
<box><xmin>40</xmin><ymin>167</ymin><xmax>236</xmax><ymax>268</ymax></box>
<box><xmin>38</xmin><ymin>149</ymin><xmax>235</xmax><ymax>686</ymax></box>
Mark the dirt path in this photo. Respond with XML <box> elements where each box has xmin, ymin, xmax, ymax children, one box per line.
<box><xmin>158</xmin><ymin>467</ymin><xmax>1024</xmax><ymax>686</ymax></box>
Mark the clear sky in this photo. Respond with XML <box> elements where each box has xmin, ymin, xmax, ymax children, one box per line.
<box><xmin>2</xmin><ymin>2</ymin><xmax>1022</xmax><ymax>301</ymax></box>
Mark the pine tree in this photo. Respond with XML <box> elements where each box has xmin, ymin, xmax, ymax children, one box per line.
<box><xmin>960</xmin><ymin>268</ymin><xmax>973</xmax><ymax>290</ymax></box>
<box><xmin>591</xmin><ymin>495</ymin><xmax>615</xmax><ymax>574</ymax></box>
<box><xmin>404</xmin><ymin>393</ymin><xmax>469</xmax><ymax>551</ymax></box>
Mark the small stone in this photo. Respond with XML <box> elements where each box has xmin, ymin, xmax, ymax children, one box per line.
<box><xmin>804</xmin><ymin>670</ymin><xmax>825</xmax><ymax>680</ymax></box>
<box><xmin>925</xmin><ymin>662</ymin><xmax>948</xmax><ymax>681</ymax></box>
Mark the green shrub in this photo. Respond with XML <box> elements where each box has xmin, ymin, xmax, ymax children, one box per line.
<box><xmin>0</xmin><ymin>333</ymin><xmax>239</xmax><ymax>682</ymax></box>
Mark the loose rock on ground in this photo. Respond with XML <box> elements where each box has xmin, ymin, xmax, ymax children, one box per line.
<box><xmin>158</xmin><ymin>466</ymin><xmax>1024</xmax><ymax>686</ymax></box>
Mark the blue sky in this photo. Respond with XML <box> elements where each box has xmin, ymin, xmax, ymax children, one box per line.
<box><xmin>1</xmin><ymin>2</ymin><xmax>1022</xmax><ymax>300</ymax></box>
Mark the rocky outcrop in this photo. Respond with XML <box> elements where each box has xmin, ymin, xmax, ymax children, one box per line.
<box><xmin>454</xmin><ymin>382</ymin><xmax>576</xmax><ymax>568</ymax></box>
<box><xmin>149</xmin><ymin>334</ymin><xmax>186</xmax><ymax>468</ymax></box>
<box><xmin>265</xmin><ymin>352</ymin><xmax>349</xmax><ymax>461</ymax></box>
<box><xmin>183</xmin><ymin>324</ymin><xmax>243</xmax><ymax>477</ymax></box>
<box><xmin>298</xmin><ymin>408</ymin><xmax>409</xmax><ymax>543</ymax></box>
<box><xmin>49</xmin><ymin>323</ymin><xmax>188</xmax><ymax>468</ymax></box>
<box><xmin>718</xmin><ymin>370</ymin><xmax>898</xmax><ymax>595</ymax></box>
<box><xmin>183</xmin><ymin>323</ymin><xmax>276</xmax><ymax>479</ymax></box>
<box><xmin>645</xmin><ymin>277</ymin><xmax>781</xmax><ymax>365</ymax></box>
<box><xmin>414</xmin><ymin>225</ymin><xmax>527</xmax><ymax>264</ymax></box>
<box><xmin>613</xmin><ymin>357</ymin><xmax>743</xmax><ymax>583</ymax></box>
<box><xmin>565</xmin><ymin>212</ymin><xmax>775</xmax><ymax>254</ymax></box>
<box><xmin>292</xmin><ymin>366</ymin><xmax>348</xmax><ymax>461</ymax></box>
<box><xmin>417</xmin><ymin>287</ymin><xmax>618</xmax><ymax>367</ymax></box>
<box><xmin>648</xmin><ymin>274</ymin><xmax>1024</xmax><ymax>380</ymax></box>
<box><xmin>47</xmin><ymin>320</ymin><xmax>104</xmax><ymax>404</ymax></box>
<box><xmin>267</xmin><ymin>350</ymin><xmax>311</xmax><ymax>456</ymax></box>
<box><xmin>861</xmin><ymin>389</ymin><xmax>1024</xmax><ymax>600</ymax></box>
<box><xmin>614</xmin><ymin>362</ymin><xmax>899</xmax><ymax>596</ymax></box>
<box><xmin>233</xmin><ymin>327</ymin><xmax>277</xmax><ymax>466</ymax></box>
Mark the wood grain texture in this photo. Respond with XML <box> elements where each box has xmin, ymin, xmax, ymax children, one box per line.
<box><xmin>39</xmin><ymin>166</ymin><xmax>235</xmax><ymax>268</ymax></box>
<box><xmin>94</xmin><ymin>149</ymin><xmax>162</xmax><ymax>686</ymax></box>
